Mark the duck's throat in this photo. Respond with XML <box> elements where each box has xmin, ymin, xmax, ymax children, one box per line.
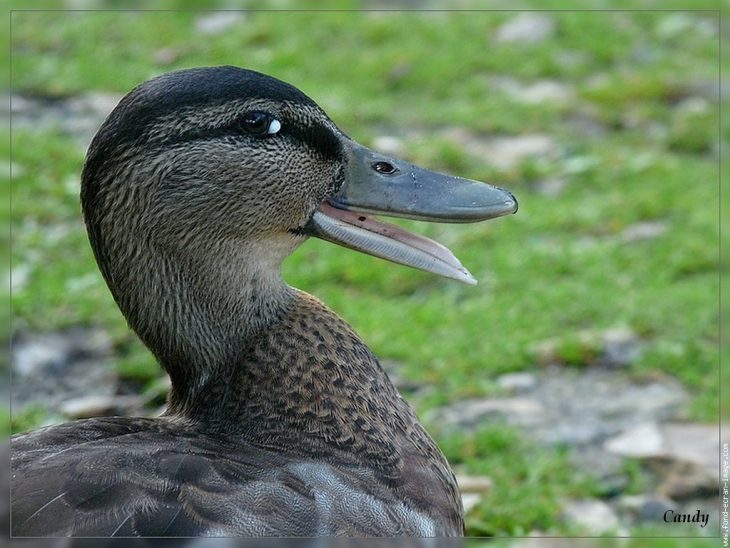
<box><xmin>113</xmin><ymin>237</ymin><xmax>297</xmax><ymax>411</ymax></box>
<box><xmin>112</xmin><ymin>235</ymin><xmax>421</xmax><ymax>452</ymax></box>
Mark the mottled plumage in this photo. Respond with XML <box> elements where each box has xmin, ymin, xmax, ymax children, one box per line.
<box><xmin>12</xmin><ymin>66</ymin><xmax>517</xmax><ymax>537</ymax></box>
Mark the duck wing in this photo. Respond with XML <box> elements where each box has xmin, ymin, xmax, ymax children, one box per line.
<box><xmin>12</xmin><ymin>417</ymin><xmax>447</xmax><ymax>536</ymax></box>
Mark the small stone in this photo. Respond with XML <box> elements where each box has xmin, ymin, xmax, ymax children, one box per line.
<box><xmin>455</xmin><ymin>474</ymin><xmax>493</xmax><ymax>493</ymax></box>
<box><xmin>617</xmin><ymin>494</ymin><xmax>675</xmax><ymax>522</ymax></box>
<box><xmin>445</xmin><ymin>398</ymin><xmax>545</xmax><ymax>427</ymax></box>
<box><xmin>561</xmin><ymin>498</ymin><xmax>622</xmax><ymax>535</ymax></box>
<box><xmin>12</xmin><ymin>329</ymin><xmax>118</xmax><ymax>413</ymax></box>
<box><xmin>491</xmin><ymin>77</ymin><xmax>573</xmax><ymax>104</ymax></box>
<box><xmin>676</xmin><ymin>96</ymin><xmax>710</xmax><ymax>115</ymax></box>
<box><xmin>606</xmin><ymin>422</ymin><xmax>718</xmax><ymax>500</ymax></box>
<box><xmin>461</xmin><ymin>493</ymin><xmax>482</xmax><ymax>514</ymax></box>
<box><xmin>656</xmin><ymin>13</ymin><xmax>716</xmax><ymax>38</ymax></box>
<box><xmin>604</xmin><ymin>422</ymin><xmax>664</xmax><ymax>458</ymax></box>
<box><xmin>11</xmin><ymin>92</ymin><xmax>122</xmax><ymax>145</ymax></box>
<box><xmin>565</xmin><ymin>112</ymin><xmax>608</xmax><ymax>139</ymax></box>
<box><xmin>533</xmin><ymin>327</ymin><xmax>643</xmax><ymax>369</ymax></box>
<box><xmin>371</xmin><ymin>136</ymin><xmax>404</xmax><ymax>156</ymax></box>
<box><xmin>652</xmin><ymin>423</ymin><xmax>719</xmax><ymax>500</ymax></box>
<box><xmin>425</xmin><ymin>396</ymin><xmax>546</xmax><ymax>433</ymax></box>
<box><xmin>66</xmin><ymin>273</ymin><xmax>99</xmax><ymax>293</ymax></box>
<box><xmin>79</xmin><ymin>92</ymin><xmax>122</xmax><ymax>118</ymax></box>
<box><xmin>517</xmin><ymin>80</ymin><xmax>573</xmax><ymax>104</ymax></box>
<box><xmin>661</xmin><ymin>423</ymin><xmax>718</xmax><ymax>473</ymax></box>
<box><xmin>443</xmin><ymin>129</ymin><xmax>556</xmax><ymax>171</ymax></box>
<box><xmin>656</xmin><ymin>460</ymin><xmax>718</xmax><ymax>500</ymax></box>
<box><xmin>682</xmin><ymin>79</ymin><xmax>725</xmax><ymax>102</ymax></box>
<box><xmin>541</xmin><ymin>421</ymin><xmax>609</xmax><ymax>447</ymax></box>
<box><xmin>380</xmin><ymin>360</ymin><xmax>423</xmax><ymax>393</ymax></box>
<box><xmin>532</xmin><ymin>336</ymin><xmax>571</xmax><ymax>367</ymax></box>
<box><xmin>13</xmin><ymin>334</ymin><xmax>69</xmax><ymax>376</ymax></box>
<box><xmin>534</xmin><ymin>178</ymin><xmax>568</xmax><ymax>197</ymax></box>
<box><xmin>487</xmin><ymin>135</ymin><xmax>556</xmax><ymax>170</ymax></box>
<box><xmin>620</xmin><ymin>221</ymin><xmax>669</xmax><ymax>244</ymax></box>
<box><xmin>563</xmin><ymin>154</ymin><xmax>600</xmax><ymax>174</ymax></box>
<box><xmin>570</xmin><ymin>447</ymin><xmax>628</xmax><ymax>496</ymax></box>
<box><xmin>429</xmin><ymin>366</ymin><xmax>688</xmax><ymax>464</ymax></box>
<box><xmin>656</xmin><ymin>14</ymin><xmax>694</xmax><ymax>37</ymax></box>
<box><xmin>153</xmin><ymin>47</ymin><xmax>181</xmax><ymax>66</ymax></box>
<box><xmin>195</xmin><ymin>12</ymin><xmax>246</xmax><ymax>35</ymax></box>
<box><xmin>555</xmin><ymin>50</ymin><xmax>589</xmax><ymax>69</ymax></box>
<box><xmin>496</xmin><ymin>372</ymin><xmax>537</xmax><ymax>393</ymax></box>
<box><xmin>12</xmin><ymin>263</ymin><xmax>31</xmax><ymax>293</ymax></box>
<box><xmin>10</xmin><ymin>94</ymin><xmax>37</xmax><ymax>116</ymax></box>
<box><xmin>496</xmin><ymin>14</ymin><xmax>555</xmax><ymax>44</ymax></box>
<box><xmin>59</xmin><ymin>394</ymin><xmax>140</xmax><ymax>419</ymax></box>
<box><xmin>638</xmin><ymin>498</ymin><xmax>674</xmax><ymax>522</ymax></box>
<box><xmin>597</xmin><ymin>327</ymin><xmax>644</xmax><ymax>368</ymax></box>
<box><xmin>606</xmin><ymin>421</ymin><xmax>717</xmax><ymax>474</ymax></box>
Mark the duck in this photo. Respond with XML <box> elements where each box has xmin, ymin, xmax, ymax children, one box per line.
<box><xmin>11</xmin><ymin>66</ymin><xmax>517</xmax><ymax>537</ymax></box>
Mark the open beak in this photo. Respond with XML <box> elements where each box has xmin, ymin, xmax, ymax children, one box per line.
<box><xmin>307</xmin><ymin>140</ymin><xmax>518</xmax><ymax>285</ymax></box>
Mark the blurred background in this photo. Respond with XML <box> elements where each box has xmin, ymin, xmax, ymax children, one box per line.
<box><xmin>8</xmin><ymin>4</ymin><xmax>721</xmax><ymax>541</ymax></box>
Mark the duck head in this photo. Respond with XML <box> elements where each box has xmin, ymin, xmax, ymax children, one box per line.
<box><xmin>81</xmin><ymin>66</ymin><xmax>516</xmax><ymax>390</ymax></box>
<box><xmin>83</xmin><ymin>65</ymin><xmax>516</xmax><ymax>279</ymax></box>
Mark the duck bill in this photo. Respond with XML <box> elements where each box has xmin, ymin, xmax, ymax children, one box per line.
<box><xmin>308</xmin><ymin>141</ymin><xmax>518</xmax><ymax>285</ymax></box>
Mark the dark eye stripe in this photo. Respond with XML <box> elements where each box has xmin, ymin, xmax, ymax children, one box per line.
<box><xmin>283</xmin><ymin>122</ymin><xmax>343</xmax><ymax>163</ymax></box>
<box><xmin>154</xmin><ymin>118</ymin><xmax>343</xmax><ymax>164</ymax></box>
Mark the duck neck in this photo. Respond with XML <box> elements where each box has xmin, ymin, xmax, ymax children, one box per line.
<box><xmin>118</xmin><ymin>235</ymin><xmax>296</xmax><ymax>412</ymax></box>
<box><xmin>176</xmin><ymin>288</ymin><xmax>421</xmax><ymax>463</ymax></box>
<box><xmin>117</xmin><ymin>234</ymin><xmax>423</xmax><ymax>457</ymax></box>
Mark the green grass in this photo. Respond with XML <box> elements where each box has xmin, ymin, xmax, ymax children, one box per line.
<box><xmin>440</xmin><ymin>422</ymin><xmax>599</xmax><ymax>536</ymax></box>
<box><xmin>10</xmin><ymin>6</ymin><xmax>720</xmax><ymax>537</ymax></box>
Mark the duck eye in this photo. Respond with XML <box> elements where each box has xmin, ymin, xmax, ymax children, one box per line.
<box><xmin>240</xmin><ymin>111</ymin><xmax>281</xmax><ymax>136</ymax></box>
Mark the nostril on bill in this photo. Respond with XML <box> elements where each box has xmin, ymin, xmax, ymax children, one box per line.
<box><xmin>372</xmin><ymin>161</ymin><xmax>398</xmax><ymax>175</ymax></box>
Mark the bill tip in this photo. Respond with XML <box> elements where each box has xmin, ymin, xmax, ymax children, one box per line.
<box><xmin>460</xmin><ymin>270</ymin><xmax>478</xmax><ymax>286</ymax></box>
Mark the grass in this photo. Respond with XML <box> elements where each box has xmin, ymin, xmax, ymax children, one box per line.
<box><xmin>9</xmin><ymin>5</ymin><xmax>720</xmax><ymax>537</ymax></box>
<box><xmin>440</xmin><ymin>422</ymin><xmax>600</xmax><ymax>536</ymax></box>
